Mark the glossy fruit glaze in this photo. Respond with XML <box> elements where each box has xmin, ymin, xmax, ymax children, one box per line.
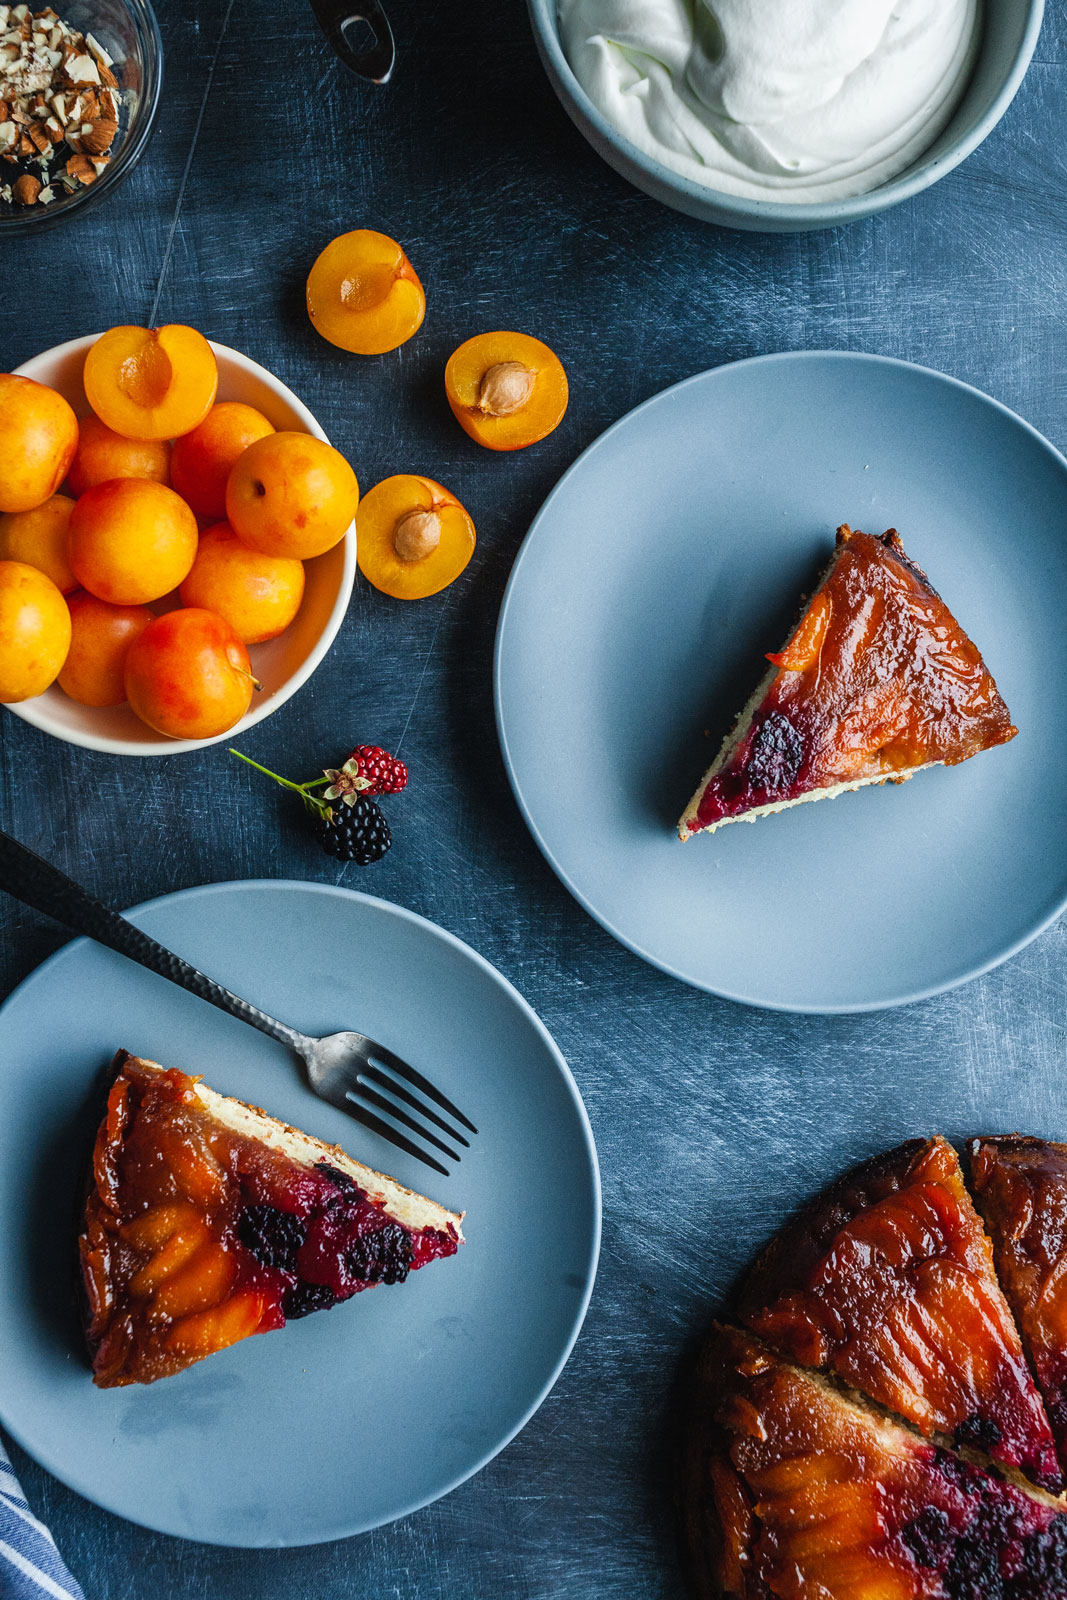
<box><xmin>971</xmin><ymin>1138</ymin><xmax>1067</xmax><ymax>1462</ymax></box>
<box><xmin>686</xmin><ymin>526</ymin><xmax>1017</xmax><ymax>833</ymax></box>
<box><xmin>79</xmin><ymin>1056</ymin><xmax>460</xmax><ymax>1387</ymax></box>
<box><xmin>698</xmin><ymin>1326</ymin><xmax>1067</xmax><ymax>1600</ymax></box>
<box><xmin>739</xmin><ymin>1137</ymin><xmax>1063</xmax><ymax>1491</ymax></box>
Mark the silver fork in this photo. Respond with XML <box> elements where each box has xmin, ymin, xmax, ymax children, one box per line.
<box><xmin>0</xmin><ymin>829</ymin><xmax>475</xmax><ymax>1177</ymax></box>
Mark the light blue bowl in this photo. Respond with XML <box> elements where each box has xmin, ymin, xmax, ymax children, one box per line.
<box><xmin>528</xmin><ymin>0</ymin><xmax>1045</xmax><ymax>232</ymax></box>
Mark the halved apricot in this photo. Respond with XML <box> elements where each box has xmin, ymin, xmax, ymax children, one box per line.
<box><xmin>0</xmin><ymin>494</ymin><xmax>77</xmax><ymax>593</ymax></box>
<box><xmin>445</xmin><ymin>332</ymin><xmax>568</xmax><ymax>451</ymax></box>
<box><xmin>171</xmin><ymin>402</ymin><xmax>276</xmax><ymax>520</ymax></box>
<box><xmin>84</xmin><ymin>325</ymin><xmax>219</xmax><ymax>441</ymax></box>
<box><xmin>357</xmin><ymin>474</ymin><xmax>475</xmax><ymax>600</ymax></box>
<box><xmin>153</xmin><ymin>1242</ymin><xmax>236</xmax><ymax>1320</ymax></box>
<box><xmin>226</xmin><ymin>432</ymin><xmax>358</xmax><ymax>560</ymax></box>
<box><xmin>307</xmin><ymin>230</ymin><xmax>425</xmax><ymax>355</ymax></box>
<box><xmin>0</xmin><ymin>373</ymin><xmax>79</xmax><ymax>512</ymax></box>
<box><xmin>67</xmin><ymin>415</ymin><xmax>172</xmax><ymax>497</ymax></box>
<box><xmin>165</xmin><ymin>1289</ymin><xmax>267</xmax><ymax>1357</ymax></box>
<box><xmin>768</xmin><ymin>590</ymin><xmax>832</xmax><ymax>672</ymax></box>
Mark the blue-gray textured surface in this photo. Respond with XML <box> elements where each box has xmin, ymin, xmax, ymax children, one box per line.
<box><xmin>1</xmin><ymin>1</ymin><xmax>1066</xmax><ymax>1595</ymax></box>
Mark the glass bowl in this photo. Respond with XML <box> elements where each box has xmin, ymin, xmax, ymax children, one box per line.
<box><xmin>0</xmin><ymin>0</ymin><xmax>162</xmax><ymax>235</ymax></box>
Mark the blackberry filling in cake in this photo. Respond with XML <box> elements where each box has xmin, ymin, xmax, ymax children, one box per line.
<box><xmin>79</xmin><ymin>1051</ymin><xmax>463</xmax><ymax>1387</ymax></box>
<box><xmin>685</xmin><ymin>1325</ymin><xmax>1067</xmax><ymax>1600</ymax></box>
<box><xmin>738</xmin><ymin>1137</ymin><xmax>1062</xmax><ymax>1491</ymax></box>
<box><xmin>679</xmin><ymin>525</ymin><xmax>1016</xmax><ymax>839</ymax></box>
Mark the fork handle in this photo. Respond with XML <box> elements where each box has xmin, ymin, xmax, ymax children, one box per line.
<box><xmin>0</xmin><ymin>830</ymin><xmax>310</xmax><ymax>1055</ymax></box>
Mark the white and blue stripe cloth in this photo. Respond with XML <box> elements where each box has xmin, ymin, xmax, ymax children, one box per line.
<box><xmin>0</xmin><ymin>1442</ymin><xmax>84</xmax><ymax>1600</ymax></box>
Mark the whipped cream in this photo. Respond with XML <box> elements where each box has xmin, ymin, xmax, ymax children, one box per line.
<box><xmin>558</xmin><ymin>0</ymin><xmax>979</xmax><ymax>204</ymax></box>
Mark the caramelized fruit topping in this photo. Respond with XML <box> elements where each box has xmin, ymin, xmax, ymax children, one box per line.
<box><xmin>971</xmin><ymin>1137</ymin><xmax>1067</xmax><ymax>1461</ymax></box>
<box><xmin>739</xmin><ymin>1137</ymin><xmax>1063</xmax><ymax>1491</ymax></box>
<box><xmin>691</xmin><ymin>1326</ymin><xmax>1067</xmax><ymax>1600</ymax></box>
<box><xmin>687</xmin><ymin>526</ymin><xmax>1016</xmax><ymax>833</ymax></box>
<box><xmin>80</xmin><ymin>1056</ymin><xmax>459</xmax><ymax>1386</ymax></box>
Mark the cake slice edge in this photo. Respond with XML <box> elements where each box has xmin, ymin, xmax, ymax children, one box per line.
<box><xmin>118</xmin><ymin>1050</ymin><xmax>464</xmax><ymax>1240</ymax></box>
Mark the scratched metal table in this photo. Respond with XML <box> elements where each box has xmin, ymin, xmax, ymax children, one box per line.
<box><xmin>2</xmin><ymin>2</ymin><xmax>1066</xmax><ymax>1595</ymax></box>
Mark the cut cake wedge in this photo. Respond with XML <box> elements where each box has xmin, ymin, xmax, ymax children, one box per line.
<box><xmin>679</xmin><ymin>525</ymin><xmax>1016</xmax><ymax>839</ymax></box>
<box><xmin>684</xmin><ymin>1323</ymin><xmax>1067</xmax><ymax>1600</ymax></box>
<box><xmin>78</xmin><ymin>1051</ymin><xmax>464</xmax><ymax>1387</ymax></box>
<box><xmin>737</xmin><ymin>1136</ymin><xmax>1063</xmax><ymax>1491</ymax></box>
<box><xmin>971</xmin><ymin>1136</ymin><xmax>1067</xmax><ymax>1465</ymax></box>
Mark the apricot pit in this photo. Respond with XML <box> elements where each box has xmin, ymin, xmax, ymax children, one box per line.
<box><xmin>357</xmin><ymin>475</ymin><xmax>475</xmax><ymax>600</ymax></box>
<box><xmin>445</xmin><ymin>333</ymin><xmax>567</xmax><ymax>451</ymax></box>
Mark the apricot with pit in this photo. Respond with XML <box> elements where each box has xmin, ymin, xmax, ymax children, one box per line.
<box><xmin>170</xmin><ymin>402</ymin><xmax>276</xmax><ymax>520</ymax></box>
<box><xmin>444</xmin><ymin>332</ymin><xmax>568</xmax><ymax>451</ymax></box>
<box><xmin>179</xmin><ymin>522</ymin><xmax>304</xmax><ymax>644</ymax></box>
<box><xmin>83</xmin><ymin>325</ymin><xmax>219</xmax><ymax>441</ymax></box>
<box><xmin>356</xmin><ymin>474</ymin><xmax>475</xmax><ymax>600</ymax></box>
<box><xmin>124</xmin><ymin>608</ymin><xmax>256</xmax><ymax>740</ymax></box>
<box><xmin>226</xmin><ymin>432</ymin><xmax>358</xmax><ymax>560</ymax></box>
<box><xmin>0</xmin><ymin>560</ymin><xmax>71</xmax><ymax>702</ymax></box>
<box><xmin>67</xmin><ymin>415</ymin><xmax>172</xmax><ymax>497</ymax></box>
<box><xmin>69</xmin><ymin>478</ymin><xmax>199</xmax><ymax>605</ymax></box>
<box><xmin>306</xmin><ymin>230</ymin><xmax>425</xmax><ymax>355</ymax></box>
<box><xmin>0</xmin><ymin>374</ymin><xmax>79</xmax><ymax>513</ymax></box>
<box><xmin>0</xmin><ymin>495</ymin><xmax>77</xmax><ymax>593</ymax></box>
<box><xmin>58</xmin><ymin>592</ymin><xmax>154</xmax><ymax>707</ymax></box>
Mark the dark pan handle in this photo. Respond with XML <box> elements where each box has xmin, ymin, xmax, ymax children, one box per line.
<box><xmin>308</xmin><ymin>0</ymin><xmax>395</xmax><ymax>84</ymax></box>
<box><xmin>0</xmin><ymin>829</ymin><xmax>307</xmax><ymax>1053</ymax></box>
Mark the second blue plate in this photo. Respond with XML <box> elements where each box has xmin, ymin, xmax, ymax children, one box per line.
<box><xmin>0</xmin><ymin>882</ymin><xmax>600</xmax><ymax>1545</ymax></box>
<box><xmin>495</xmin><ymin>352</ymin><xmax>1067</xmax><ymax>1011</ymax></box>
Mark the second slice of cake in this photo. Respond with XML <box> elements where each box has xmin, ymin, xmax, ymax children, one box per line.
<box><xmin>679</xmin><ymin>525</ymin><xmax>1016</xmax><ymax>839</ymax></box>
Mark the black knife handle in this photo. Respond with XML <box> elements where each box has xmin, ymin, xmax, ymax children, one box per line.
<box><xmin>0</xmin><ymin>829</ymin><xmax>307</xmax><ymax>1053</ymax></box>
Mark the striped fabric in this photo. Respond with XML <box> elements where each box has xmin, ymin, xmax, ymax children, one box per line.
<box><xmin>0</xmin><ymin>1442</ymin><xmax>84</xmax><ymax>1600</ymax></box>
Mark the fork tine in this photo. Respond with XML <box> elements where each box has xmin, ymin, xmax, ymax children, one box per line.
<box><xmin>341</xmin><ymin>1096</ymin><xmax>450</xmax><ymax>1177</ymax></box>
<box><xmin>363</xmin><ymin>1065</ymin><xmax>470</xmax><ymax>1148</ymax></box>
<box><xmin>351</xmin><ymin>1081</ymin><xmax>462</xmax><ymax>1162</ymax></box>
<box><xmin>362</xmin><ymin>1039</ymin><xmax>478</xmax><ymax>1135</ymax></box>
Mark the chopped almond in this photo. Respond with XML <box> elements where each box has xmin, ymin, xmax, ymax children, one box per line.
<box><xmin>12</xmin><ymin>167</ymin><xmax>39</xmax><ymax>201</ymax></box>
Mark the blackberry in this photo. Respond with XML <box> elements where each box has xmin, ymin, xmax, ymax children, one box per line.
<box><xmin>346</xmin><ymin>1221</ymin><xmax>414</xmax><ymax>1286</ymax></box>
<box><xmin>319</xmin><ymin>795</ymin><xmax>391</xmax><ymax>864</ymax></box>
<box><xmin>316</xmin><ymin>1161</ymin><xmax>361</xmax><ymax>1195</ymax></box>
<box><xmin>230</xmin><ymin>747</ymin><xmax>397</xmax><ymax>865</ymax></box>
<box><xmin>238</xmin><ymin>1204</ymin><xmax>305</xmax><ymax>1269</ymax></box>
<box><xmin>902</xmin><ymin>1506</ymin><xmax>953</xmax><ymax>1569</ymax></box>
<box><xmin>954</xmin><ymin>1414</ymin><xmax>1002</xmax><ymax>1452</ymax></box>
<box><xmin>284</xmin><ymin>1281</ymin><xmax>339</xmax><ymax>1320</ymax></box>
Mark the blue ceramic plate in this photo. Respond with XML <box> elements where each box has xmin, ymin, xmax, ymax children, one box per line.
<box><xmin>0</xmin><ymin>882</ymin><xmax>600</xmax><ymax>1545</ymax></box>
<box><xmin>495</xmin><ymin>352</ymin><xmax>1067</xmax><ymax>1012</ymax></box>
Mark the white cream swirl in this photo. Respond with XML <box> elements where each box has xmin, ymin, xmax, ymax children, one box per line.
<box><xmin>558</xmin><ymin>0</ymin><xmax>980</xmax><ymax>204</ymax></box>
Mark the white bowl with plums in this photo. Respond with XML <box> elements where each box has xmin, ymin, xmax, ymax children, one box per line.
<box><xmin>3</xmin><ymin>332</ymin><xmax>357</xmax><ymax>756</ymax></box>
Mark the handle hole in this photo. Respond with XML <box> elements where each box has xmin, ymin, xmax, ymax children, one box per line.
<box><xmin>341</xmin><ymin>14</ymin><xmax>377</xmax><ymax>55</ymax></box>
